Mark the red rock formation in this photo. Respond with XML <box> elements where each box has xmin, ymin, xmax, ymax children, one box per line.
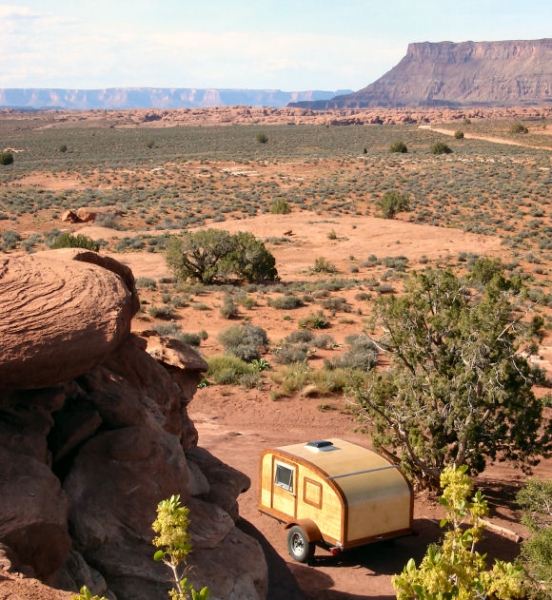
<box><xmin>0</xmin><ymin>251</ymin><xmax>268</xmax><ymax>600</ymax></box>
<box><xmin>292</xmin><ymin>38</ymin><xmax>552</xmax><ymax>108</ymax></box>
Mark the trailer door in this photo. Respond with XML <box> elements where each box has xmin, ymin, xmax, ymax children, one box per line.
<box><xmin>272</xmin><ymin>460</ymin><xmax>297</xmax><ymax>518</ymax></box>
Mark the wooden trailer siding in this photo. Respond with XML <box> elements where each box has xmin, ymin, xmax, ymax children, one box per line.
<box><xmin>259</xmin><ymin>438</ymin><xmax>413</xmax><ymax>559</ymax></box>
<box><xmin>332</xmin><ymin>465</ymin><xmax>414</xmax><ymax>544</ymax></box>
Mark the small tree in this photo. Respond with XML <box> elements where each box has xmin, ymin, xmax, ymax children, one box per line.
<box><xmin>390</xmin><ymin>140</ymin><xmax>408</xmax><ymax>153</ymax></box>
<box><xmin>352</xmin><ymin>264</ymin><xmax>551</xmax><ymax>489</ymax></box>
<box><xmin>393</xmin><ymin>465</ymin><xmax>525</xmax><ymax>600</ymax></box>
<box><xmin>430</xmin><ymin>141</ymin><xmax>453</xmax><ymax>155</ymax></box>
<box><xmin>517</xmin><ymin>478</ymin><xmax>552</xmax><ymax>598</ymax></box>
<box><xmin>0</xmin><ymin>150</ymin><xmax>14</xmax><ymax>165</ymax></box>
<box><xmin>152</xmin><ymin>495</ymin><xmax>209</xmax><ymax>600</ymax></box>
<box><xmin>376</xmin><ymin>190</ymin><xmax>410</xmax><ymax>219</ymax></box>
<box><xmin>167</xmin><ymin>230</ymin><xmax>277</xmax><ymax>285</ymax></box>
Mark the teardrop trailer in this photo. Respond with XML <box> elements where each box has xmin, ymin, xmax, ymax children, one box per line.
<box><xmin>258</xmin><ymin>438</ymin><xmax>414</xmax><ymax>562</ymax></box>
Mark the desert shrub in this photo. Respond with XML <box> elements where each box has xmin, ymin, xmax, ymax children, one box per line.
<box><xmin>0</xmin><ymin>151</ymin><xmax>14</xmax><ymax>165</ymax></box>
<box><xmin>393</xmin><ymin>466</ymin><xmax>524</xmax><ymax>600</ymax></box>
<box><xmin>285</xmin><ymin>330</ymin><xmax>314</xmax><ymax>344</ymax></box>
<box><xmin>382</xmin><ymin>255</ymin><xmax>409</xmax><ymax>271</ymax></box>
<box><xmin>218</xmin><ymin>323</ymin><xmax>268</xmax><ymax>362</ymax></box>
<box><xmin>256</xmin><ymin>132</ymin><xmax>268</xmax><ymax>144</ymax></box>
<box><xmin>50</xmin><ymin>233</ymin><xmax>99</xmax><ymax>252</ymax></box>
<box><xmin>311</xmin><ymin>333</ymin><xmax>336</xmax><ymax>349</ymax></box>
<box><xmin>376</xmin><ymin>191</ymin><xmax>410</xmax><ymax>219</ymax></box>
<box><xmin>136</xmin><ymin>277</ymin><xmax>157</xmax><ymax>290</ymax></box>
<box><xmin>206</xmin><ymin>354</ymin><xmax>253</xmax><ymax>385</ymax></box>
<box><xmin>389</xmin><ymin>141</ymin><xmax>408</xmax><ymax>153</ymax></box>
<box><xmin>509</xmin><ymin>122</ymin><xmax>529</xmax><ymax>134</ymax></box>
<box><xmin>153</xmin><ymin>323</ymin><xmax>181</xmax><ymax>337</ymax></box>
<box><xmin>517</xmin><ymin>478</ymin><xmax>552</xmax><ymax>597</ymax></box>
<box><xmin>311</xmin><ymin>368</ymin><xmax>354</xmax><ymax>394</ymax></box>
<box><xmin>311</xmin><ymin>257</ymin><xmax>338</xmax><ymax>273</ymax></box>
<box><xmin>270</xmin><ymin>198</ymin><xmax>291</xmax><ymax>214</ymax></box>
<box><xmin>147</xmin><ymin>305</ymin><xmax>174</xmax><ymax>320</ymax></box>
<box><xmin>325</xmin><ymin>334</ymin><xmax>378</xmax><ymax>371</ymax></box>
<box><xmin>273</xmin><ymin>343</ymin><xmax>309</xmax><ymax>365</ymax></box>
<box><xmin>430</xmin><ymin>141</ymin><xmax>453</xmax><ymax>155</ymax></box>
<box><xmin>454</xmin><ymin>130</ymin><xmax>464</xmax><ymax>139</ymax></box>
<box><xmin>220</xmin><ymin>293</ymin><xmax>239</xmax><ymax>319</ymax></box>
<box><xmin>1</xmin><ymin>229</ymin><xmax>21</xmax><ymax>250</ymax></box>
<box><xmin>271</xmin><ymin>362</ymin><xmax>311</xmax><ymax>395</ymax></box>
<box><xmin>299</xmin><ymin>311</ymin><xmax>329</xmax><ymax>330</ymax></box>
<box><xmin>59</xmin><ymin>144</ymin><xmax>68</xmax><ymax>153</ymax></box>
<box><xmin>320</xmin><ymin>296</ymin><xmax>351</xmax><ymax>313</ymax></box>
<box><xmin>268</xmin><ymin>294</ymin><xmax>304</xmax><ymax>310</ymax></box>
<box><xmin>327</xmin><ymin>229</ymin><xmax>337</xmax><ymax>240</ymax></box>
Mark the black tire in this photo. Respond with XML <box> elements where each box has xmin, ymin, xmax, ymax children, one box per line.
<box><xmin>287</xmin><ymin>526</ymin><xmax>315</xmax><ymax>563</ymax></box>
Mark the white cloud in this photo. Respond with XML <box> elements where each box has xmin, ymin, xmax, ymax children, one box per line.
<box><xmin>0</xmin><ymin>4</ymin><xmax>403</xmax><ymax>89</ymax></box>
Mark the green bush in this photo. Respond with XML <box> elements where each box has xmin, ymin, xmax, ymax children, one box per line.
<box><xmin>206</xmin><ymin>354</ymin><xmax>254</xmax><ymax>385</ymax></box>
<box><xmin>325</xmin><ymin>334</ymin><xmax>378</xmax><ymax>371</ymax></box>
<box><xmin>0</xmin><ymin>151</ymin><xmax>14</xmax><ymax>165</ymax></box>
<box><xmin>270</xmin><ymin>198</ymin><xmax>291</xmax><ymax>214</ymax></box>
<box><xmin>517</xmin><ymin>478</ymin><xmax>552</xmax><ymax>597</ymax></box>
<box><xmin>376</xmin><ymin>191</ymin><xmax>410</xmax><ymax>219</ymax></box>
<box><xmin>273</xmin><ymin>343</ymin><xmax>309</xmax><ymax>365</ymax></box>
<box><xmin>509</xmin><ymin>122</ymin><xmax>529</xmax><ymax>134</ymax></box>
<box><xmin>218</xmin><ymin>323</ymin><xmax>268</xmax><ymax>362</ymax></box>
<box><xmin>147</xmin><ymin>305</ymin><xmax>174</xmax><ymax>320</ymax></box>
<box><xmin>59</xmin><ymin>144</ymin><xmax>68</xmax><ymax>153</ymax></box>
<box><xmin>389</xmin><ymin>141</ymin><xmax>408</xmax><ymax>153</ymax></box>
<box><xmin>311</xmin><ymin>257</ymin><xmax>338</xmax><ymax>273</ymax></box>
<box><xmin>220</xmin><ymin>293</ymin><xmax>239</xmax><ymax>319</ymax></box>
<box><xmin>268</xmin><ymin>295</ymin><xmax>304</xmax><ymax>310</ymax></box>
<box><xmin>454</xmin><ymin>130</ymin><xmax>464</xmax><ymax>139</ymax></box>
<box><xmin>50</xmin><ymin>233</ymin><xmax>100</xmax><ymax>252</ymax></box>
<box><xmin>2</xmin><ymin>229</ymin><xmax>21</xmax><ymax>250</ymax></box>
<box><xmin>299</xmin><ymin>311</ymin><xmax>329</xmax><ymax>330</ymax></box>
<box><xmin>256</xmin><ymin>132</ymin><xmax>268</xmax><ymax>144</ymax></box>
<box><xmin>285</xmin><ymin>330</ymin><xmax>314</xmax><ymax>344</ymax></box>
<box><xmin>430</xmin><ymin>141</ymin><xmax>453</xmax><ymax>155</ymax></box>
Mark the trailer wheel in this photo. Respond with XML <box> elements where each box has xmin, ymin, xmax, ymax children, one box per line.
<box><xmin>287</xmin><ymin>526</ymin><xmax>315</xmax><ymax>563</ymax></box>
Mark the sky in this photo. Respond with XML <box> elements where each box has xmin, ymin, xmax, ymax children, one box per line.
<box><xmin>1</xmin><ymin>0</ymin><xmax>551</xmax><ymax>92</ymax></box>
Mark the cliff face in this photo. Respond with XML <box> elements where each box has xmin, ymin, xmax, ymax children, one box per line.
<box><xmin>291</xmin><ymin>39</ymin><xmax>552</xmax><ymax>109</ymax></box>
<box><xmin>0</xmin><ymin>250</ymin><xmax>267</xmax><ymax>600</ymax></box>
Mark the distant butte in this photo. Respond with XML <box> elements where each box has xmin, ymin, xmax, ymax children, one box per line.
<box><xmin>290</xmin><ymin>39</ymin><xmax>552</xmax><ymax>109</ymax></box>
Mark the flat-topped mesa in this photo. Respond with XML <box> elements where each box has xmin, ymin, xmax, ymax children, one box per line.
<box><xmin>290</xmin><ymin>38</ymin><xmax>552</xmax><ymax>109</ymax></box>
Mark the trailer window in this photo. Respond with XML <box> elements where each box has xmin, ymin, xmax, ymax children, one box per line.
<box><xmin>275</xmin><ymin>463</ymin><xmax>294</xmax><ymax>492</ymax></box>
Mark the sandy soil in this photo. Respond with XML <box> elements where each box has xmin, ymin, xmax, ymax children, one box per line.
<box><xmin>113</xmin><ymin>213</ymin><xmax>547</xmax><ymax>599</ymax></box>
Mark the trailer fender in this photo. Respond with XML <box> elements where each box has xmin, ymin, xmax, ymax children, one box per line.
<box><xmin>284</xmin><ymin>519</ymin><xmax>322</xmax><ymax>543</ymax></box>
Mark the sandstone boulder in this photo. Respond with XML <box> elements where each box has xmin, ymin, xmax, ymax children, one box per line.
<box><xmin>0</xmin><ymin>250</ymin><xmax>138</xmax><ymax>389</ymax></box>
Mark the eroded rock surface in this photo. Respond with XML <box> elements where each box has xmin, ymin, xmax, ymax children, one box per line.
<box><xmin>0</xmin><ymin>251</ymin><xmax>268</xmax><ymax>600</ymax></box>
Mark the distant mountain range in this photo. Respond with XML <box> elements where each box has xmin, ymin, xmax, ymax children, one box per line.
<box><xmin>0</xmin><ymin>88</ymin><xmax>353</xmax><ymax>110</ymax></box>
<box><xmin>291</xmin><ymin>39</ymin><xmax>552</xmax><ymax>109</ymax></box>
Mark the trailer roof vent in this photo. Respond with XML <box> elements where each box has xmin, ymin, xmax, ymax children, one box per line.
<box><xmin>306</xmin><ymin>440</ymin><xmax>336</xmax><ymax>452</ymax></box>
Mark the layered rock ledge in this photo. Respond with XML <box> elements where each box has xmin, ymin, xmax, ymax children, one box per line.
<box><xmin>0</xmin><ymin>250</ymin><xmax>268</xmax><ymax>600</ymax></box>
